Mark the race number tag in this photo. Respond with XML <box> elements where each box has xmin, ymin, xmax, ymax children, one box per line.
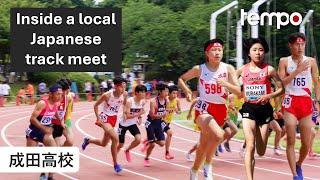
<box><xmin>292</xmin><ymin>76</ymin><xmax>309</xmax><ymax>88</ymax></box>
<box><xmin>57</xmin><ymin>110</ymin><xmax>65</xmax><ymax>120</ymax></box>
<box><xmin>194</xmin><ymin>100</ymin><xmax>209</xmax><ymax>113</ymax></box>
<box><xmin>40</xmin><ymin>116</ymin><xmax>53</xmax><ymax>125</ymax></box>
<box><xmin>282</xmin><ymin>95</ymin><xmax>292</xmax><ymax>108</ymax></box>
<box><xmin>145</xmin><ymin>120</ymin><xmax>151</xmax><ymax>128</ymax></box>
<box><xmin>99</xmin><ymin>112</ymin><xmax>108</xmax><ymax>122</ymax></box>
<box><xmin>244</xmin><ymin>84</ymin><xmax>266</xmax><ymax>101</ymax></box>
<box><xmin>161</xmin><ymin>121</ymin><xmax>167</xmax><ymax>130</ymax></box>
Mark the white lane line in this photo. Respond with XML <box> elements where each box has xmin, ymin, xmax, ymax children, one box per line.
<box><xmin>173</xmin><ymin>121</ymin><xmax>320</xmax><ymax>168</ymax></box>
<box><xmin>76</xmin><ymin>114</ymin><xmax>240</xmax><ymax>180</ymax></box>
<box><xmin>1</xmin><ymin>116</ymin><xmax>79</xmax><ymax>180</ymax></box>
<box><xmin>75</xmin><ymin>114</ymin><xmax>160</xmax><ymax>180</ymax></box>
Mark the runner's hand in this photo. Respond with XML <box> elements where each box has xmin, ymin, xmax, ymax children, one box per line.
<box><xmin>187</xmin><ymin>112</ymin><xmax>192</xmax><ymax>120</ymax></box>
<box><xmin>296</xmin><ymin>60</ymin><xmax>310</xmax><ymax>73</ymax></box>
<box><xmin>216</xmin><ymin>79</ymin><xmax>229</xmax><ymax>88</ymax></box>
<box><xmin>257</xmin><ymin>94</ymin><xmax>271</xmax><ymax>105</ymax></box>
<box><xmin>137</xmin><ymin>116</ymin><xmax>142</xmax><ymax>125</ymax></box>
<box><xmin>95</xmin><ymin>119</ymin><xmax>102</xmax><ymax>126</ymax></box>
<box><xmin>42</xmin><ymin>126</ymin><xmax>53</xmax><ymax>134</ymax></box>
<box><xmin>186</xmin><ymin>92</ymin><xmax>192</xmax><ymax>102</ymax></box>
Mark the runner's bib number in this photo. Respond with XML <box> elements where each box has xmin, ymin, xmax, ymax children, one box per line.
<box><xmin>195</xmin><ymin>100</ymin><xmax>209</xmax><ymax>112</ymax></box>
<box><xmin>161</xmin><ymin>121</ymin><xmax>167</xmax><ymax>130</ymax></box>
<box><xmin>282</xmin><ymin>95</ymin><xmax>292</xmax><ymax>108</ymax></box>
<box><xmin>244</xmin><ymin>84</ymin><xmax>266</xmax><ymax>101</ymax></box>
<box><xmin>57</xmin><ymin>110</ymin><xmax>65</xmax><ymax>120</ymax></box>
<box><xmin>99</xmin><ymin>112</ymin><xmax>108</xmax><ymax>122</ymax></box>
<box><xmin>40</xmin><ymin>116</ymin><xmax>53</xmax><ymax>125</ymax></box>
<box><xmin>292</xmin><ymin>77</ymin><xmax>308</xmax><ymax>88</ymax></box>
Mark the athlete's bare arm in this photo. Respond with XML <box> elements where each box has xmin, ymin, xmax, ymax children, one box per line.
<box><xmin>176</xmin><ymin>99</ymin><xmax>181</xmax><ymax>114</ymax></box>
<box><xmin>123</xmin><ymin>91</ymin><xmax>128</xmax><ymax>106</ymax></box>
<box><xmin>187</xmin><ymin>98</ymin><xmax>198</xmax><ymax>120</ymax></box>
<box><xmin>149</xmin><ymin>99</ymin><xmax>165</xmax><ymax>119</ymax></box>
<box><xmin>94</xmin><ymin>92</ymin><xmax>110</xmax><ymax>120</ymax></box>
<box><xmin>311</xmin><ymin>57</ymin><xmax>320</xmax><ymax>110</ymax></box>
<box><xmin>178</xmin><ymin>65</ymin><xmax>200</xmax><ymax>102</ymax></box>
<box><xmin>278</xmin><ymin>57</ymin><xmax>310</xmax><ymax>86</ymax></box>
<box><xmin>235</xmin><ymin>66</ymin><xmax>244</xmax><ymax>79</ymax></box>
<box><xmin>257</xmin><ymin>66</ymin><xmax>284</xmax><ymax>104</ymax></box>
<box><xmin>30</xmin><ymin>100</ymin><xmax>52</xmax><ymax>134</ymax></box>
<box><xmin>217</xmin><ymin>64</ymin><xmax>241</xmax><ymax>96</ymax></box>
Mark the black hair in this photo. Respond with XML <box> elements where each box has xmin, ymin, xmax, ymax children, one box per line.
<box><xmin>135</xmin><ymin>85</ymin><xmax>147</xmax><ymax>94</ymax></box>
<box><xmin>288</xmin><ymin>32</ymin><xmax>306</xmax><ymax>44</ymax></box>
<box><xmin>113</xmin><ymin>76</ymin><xmax>126</xmax><ymax>85</ymax></box>
<box><xmin>57</xmin><ymin>79</ymin><xmax>70</xmax><ymax>90</ymax></box>
<box><xmin>203</xmin><ymin>38</ymin><xmax>224</xmax><ymax>52</ymax></box>
<box><xmin>156</xmin><ymin>83</ymin><xmax>168</xmax><ymax>92</ymax></box>
<box><xmin>168</xmin><ymin>85</ymin><xmax>178</xmax><ymax>94</ymax></box>
<box><xmin>243</xmin><ymin>37</ymin><xmax>269</xmax><ymax>56</ymax></box>
<box><xmin>49</xmin><ymin>84</ymin><xmax>62</xmax><ymax>93</ymax></box>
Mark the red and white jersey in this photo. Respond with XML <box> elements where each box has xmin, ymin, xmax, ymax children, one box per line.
<box><xmin>242</xmin><ymin>63</ymin><xmax>271</xmax><ymax>104</ymax></box>
<box><xmin>36</xmin><ymin>99</ymin><xmax>59</xmax><ymax>126</ymax></box>
<box><xmin>52</xmin><ymin>94</ymin><xmax>68</xmax><ymax>125</ymax></box>
<box><xmin>198</xmin><ymin>63</ymin><xmax>229</xmax><ymax>104</ymax></box>
<box><xmin>102</xmin><ymin>90</ymin><xmax>124</xmax><ymax>116</ymax></box>
<box><xmin>285</xmin><ymin>56</ymin><xmax>312</xmax><ymax>97</ymax></box>
<box><xmin>120</xmin><ymin>97</ymin><xmax>145</xmax><ymax>127</ymax></box>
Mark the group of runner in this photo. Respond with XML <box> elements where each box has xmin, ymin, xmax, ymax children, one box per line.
<box><xmin>179</xmin><ymin>32</ymin><xmax>319</xmax><ymax>180</ymax></box>
<box><xmin>24</xmin><ymin>32</ymin><xmax>319</xmax><ymax>180</ymax></box>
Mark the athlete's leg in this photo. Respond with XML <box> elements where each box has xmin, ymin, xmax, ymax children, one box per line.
<box><xmin>284</xmin><ymin>111</ymin><xmax>298</xmax><ymax>176</ymax></box>
<box><xmin>297</xmin><ymin>114</ymin><xmax>312</xmax><ymax>165</ymax></box>
<box><xmin>256</xmin><ymin>123</ymin><xmax>270</xmax><ymax>156</ymax></box>
<box><xmin>242</xmin><ymin>118</ymin><xmax>257</xmax><ymax>180</ymax></box>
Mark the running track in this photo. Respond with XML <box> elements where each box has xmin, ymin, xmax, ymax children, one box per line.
<box><xmin>0</xmin><ymin>100</ymin><xmax>319</xmax><ymax>180</ymax></box>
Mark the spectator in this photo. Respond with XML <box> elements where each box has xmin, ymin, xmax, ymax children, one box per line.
<box><xmin>100</xmin><ymin>80</ymin><xmax>108</xmax><ymax>93</ymax></box>
<box><xmin>38</xmin><ymin>82</ymin><xmax>47</xmax><ymax>96</ymax></box>
<box><xmin>26</xmin><ymin>83</ymin><xmax>34</xmax><ymax>105</ymax></box>
<box><xmin>84</xmin><ymin>81</ymin><xmax>92</xmax><ymax>101</ymax></box>
<box><xmin>71</xmin><ymin>81</ymin><xmax>79</xmax><ymax>102</ymax></box>
<box><xmin>91</xmin><ymin>82</ymin><xmax>96</xmax><ymax>100</ymax></box>
<box><xmin>16</xmin><ymin>87</ymin><xmax>26</xmax><ymax>106</ymax></box>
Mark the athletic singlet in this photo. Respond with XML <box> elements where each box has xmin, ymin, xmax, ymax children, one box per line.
<box><xmin>52</xmin><ymin>94</ymin><xmax>68</xmax><ymax>125</ymax></box>
<box><xmin>164</xmin><ymin>98</ymin><xmax>177</xmax><ymax>123</ymax></box>
<box><xmin>120</xmin><ymin>97</ymin><xmax>145</xmax><ymax>127</ymax></box>
<box><xmin>285</xmin><ymin>56</ymin><xmax>312</xmax><ymax>97</ymax></box>
<box><xmin>65</xmin><ymin>93</ymin><xmax>73</xmax><ymax>120</ymax></box>
<box><xmin>242</xmin><ymin>63</ymin><xmax>271</xmax><ymax>104</ymax></box>
<box><xmin>102</xmin><ymin>90</ymin><xmax>124</xmax><ymax>116</ymax></box>
<box><xmin>36</xmin><ymin>99</ymin><xmax>58</xmax><ymax>126</ymax></box>
<box><xmin>198</xmin><ymin>63</ymin><xmax>229</xmax><ymax>104</ymax></box>
<box><xmin>147</xmin><ymin>97</ymin><xmax>167</xmax><ymax>121</ymax></box>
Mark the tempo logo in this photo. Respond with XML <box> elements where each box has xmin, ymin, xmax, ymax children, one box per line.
<box><xmin>240</xmin><ymin>9</ymin><xmax>303</xmax><ymax>29</ymax></box>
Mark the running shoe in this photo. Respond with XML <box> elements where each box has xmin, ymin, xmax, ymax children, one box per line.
<box><xmin>140</xmin><ymin>140</ymin><xmax>149</xmax><ymax>153</ymax></box>
<box><xmin>274</xmin><ymin>148</ymin><xmax>283</xmax><ymax>156</ymax></box>
<box><xmin>224</xmin><ymin>142</ymin><xmax>231</xmax><ymax>152</ymax></box>
<box><xmin>114</xmin><ymin>164</ymin><xmax>122</xmax><ymax>173</ymax></box>
<box><xmin>81</xmin><ymin>137</ymin><xmax>90</xmax><ymax>151</ymax></box>
<box><xmin>125</xmin><ymin>150</ymin><xmax>132</xmax><ymax>162</ymax></box>
<box><xmin>190</xmin><ymin>168</ymin><xmax>198</xmax><ymax>180</ymax></box>
<box><xmin>218</xmin><ymin>144</ymin><xmax>224</xmax><ymax>153</ymax></box>
<box><xmin>293</xmin><ymin>175</ymin><xmax>301</xmax><ymax>180</ymax></box>
<box><xmin>308</xmin><ymin>150</ymin><xmax>317</xmax><ymax>158</ymax></box>
<box><xmin>186</xmin><ymin>153</ymin><xmax>193</xmax><ymax>162</ymax></box>
<box><xmin>144</xmin><ymin>159</ymin><xmax>150</xmax><ymax>167</ymax></box>
<box><xmin>296</xmin><ymin>164</ymin><xmax>303</xmax><ymax>179</ymax></box>
<box><xmin>165</xmin><ymin>152</ymin><xmax>174</xmax><ymax>160</ymax></box>
<box><xmin>203</xmin><ymin>163</ymin><xmax>213</xmax><ymax>180</ymax></box>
